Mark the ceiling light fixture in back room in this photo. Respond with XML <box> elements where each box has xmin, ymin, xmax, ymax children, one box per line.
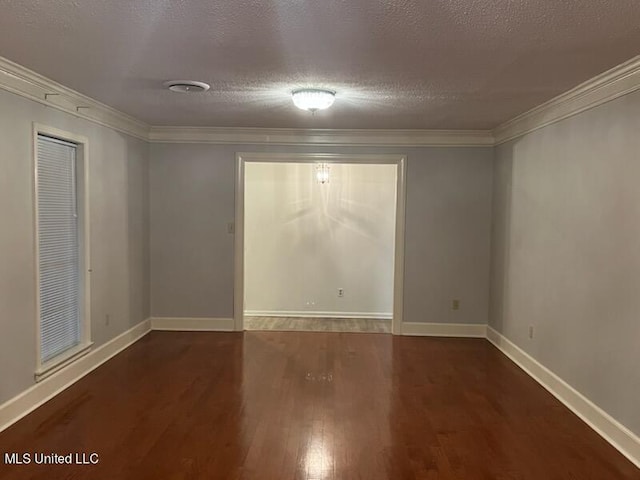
<box><xmin>291</xmin><ymin>88</ymin><xmax>336</xmax><ymax>113</ymax></box>
<box><xmin>316</xmin><ymin>163</ymin><xmax>330</xmax><ymax>184</ymax></box>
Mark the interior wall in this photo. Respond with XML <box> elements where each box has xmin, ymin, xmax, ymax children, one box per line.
<box><xmin>0</xmin><ymin>89</ymin><xmax>150</xmax><ymax>405</ymax></box>
<box><xmin>150</xmin><ymin>144</ymin><xmax>493</xmax><ymax>325</ymax></box>
<box><xmin>490</xmin><ymin>89</ymin><xmax>640</xmax><ymax>436</ymax></box>
<box><xmin>244</xmin><ymin>162</ymin><xmax>397</xmax><ymax>317</ymax></box>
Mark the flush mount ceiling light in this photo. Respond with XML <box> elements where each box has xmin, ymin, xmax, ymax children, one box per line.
<box><xmin>292</xmin><ymin>89</ymin><xmax>336</xmax><ymax>112</ymax></box>
<box><xmin>163</xmin><ymin>80</ymin><xmax>210</xmax><ymax>93</ymax></box>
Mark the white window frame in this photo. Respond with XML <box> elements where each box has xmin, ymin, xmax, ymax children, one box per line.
<box><xmin>33</xmin><ymin>123</ymin><xmax>92</xmax><ymax>381</ymax></box>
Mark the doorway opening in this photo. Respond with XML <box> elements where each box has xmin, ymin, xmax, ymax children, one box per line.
<box><xmin>234</xmin><ymin>153</ymin><xmax>406</xmax><ymax>334</ymax></box>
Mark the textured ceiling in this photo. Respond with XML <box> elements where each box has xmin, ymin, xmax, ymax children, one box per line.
<box><xmin>1</xmin><ymin>1</ymin><xmax>639</xmax><ymax>129</ymax></box>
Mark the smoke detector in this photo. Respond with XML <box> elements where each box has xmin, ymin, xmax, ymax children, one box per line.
<box><xmin>163</xmin><ymin>80</ymin><xmax>210</xmax><ymax>93</ymax></box>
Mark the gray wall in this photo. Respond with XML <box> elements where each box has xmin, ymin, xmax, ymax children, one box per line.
<box><xmin>150</xmin><ymin>144</ymin><xmax>494</xmax><ymax>324</ymax></box>
<box><xmin>0</xmin><ymin>89</ymin><xmax>150</xmax><ymax>404</ymax></box>
<box><xmin>490</xmin><ymin>90</ymin><xmax>640</xmax><ymax>435</ymax></box>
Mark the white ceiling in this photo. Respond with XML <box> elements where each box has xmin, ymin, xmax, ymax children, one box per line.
<box><xmin>1</xmin><ymin>1</ymin><xmax>639</xmax><ymax>129</ymax></box>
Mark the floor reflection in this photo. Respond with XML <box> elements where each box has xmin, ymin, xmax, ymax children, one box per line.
<box><xmin>240</xmin><ymin>330</ymin><xmax>393</xmax><ymax>479</ymax></box>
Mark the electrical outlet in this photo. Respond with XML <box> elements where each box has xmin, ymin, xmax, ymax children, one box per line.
<box><xmin>338</xmin><ymin>288</ymin><xmax>344</xmax><ymax>297</ymax></box>
<box><xmin>451</xmin><ymin>299</ymin><xmax>460</xmax><ymax>310</ymax></box>
<box><xmin>105</xmin><ymin>314</ymin><xmax>110</xmax><ymax>326</ymax></box>
<box><xmin>528</xmin><ymin>325</ymin><xmax>534</xmax><ymax>339</ymax></box>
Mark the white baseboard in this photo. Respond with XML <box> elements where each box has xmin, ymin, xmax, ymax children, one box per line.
<box><xmin>150</xmin><ymin>317</ymin><xmax>235</xmax><ymax>331</ymax></box>
<box><xmin>0</xmin><ymin>318</ymin><xmax>151</xmax><ymax>433</ymax></box>
<box><xmin>486</xmin><ymin>327</ymin><xmax>640</xmax><ymax>469</ymax></box>
<box><xmin>402</xmin><ymin>322</ymin><xmax>487</xmax><ymax>337</ymax></box>
<box><xmin>244</xmin><ymin>310</ymin><xmax>392</xmax><ymax>320</ymax></box>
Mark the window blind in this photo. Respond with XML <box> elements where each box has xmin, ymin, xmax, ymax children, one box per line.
<box><xmin>37</xmin><ymin>134</ymin><xmax>81</xmax><ymax>363</ymax></box>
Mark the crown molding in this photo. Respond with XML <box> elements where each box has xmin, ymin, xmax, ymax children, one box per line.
<box><xmin>0</xmin><ymin>54</ymin><xmax>492</xmax><ymax>147</ymax></box>
<box><xmin>3</xmin><ymin>53</ymin><xmax>640</xmax><ymax>148</ymax></box>
<box><xmin>148</xmin><ymin>126</ymin><xmax>494</xmax><ymax>147</ymax></box>
<box><xmin>494</xmin><ymin>55</ymin><xmax>640</xmax><ymax>145</ymax></box>
<box><xmin>0</xmin><ymin>56</ymin><xmax>149</xmax><ymax>140</ymax></box>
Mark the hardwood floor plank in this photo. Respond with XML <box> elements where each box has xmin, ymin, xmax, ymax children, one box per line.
<box><xmin>244</xmin><ymin>316</ymin><xmax>392</xmax><ymax>333</ymax></box>
<box><xmin>0</xmin><ymin>332</ymin><xmax>637</xmax><ymax>479</ymax></box>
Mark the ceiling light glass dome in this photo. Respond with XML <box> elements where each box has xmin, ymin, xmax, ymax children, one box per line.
<box><xmin>291</xmin><ymin>89</ymin><xmax>336</xmax><ymax>112</ymax></box>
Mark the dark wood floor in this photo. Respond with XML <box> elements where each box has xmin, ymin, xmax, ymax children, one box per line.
<box><xmin>0</xmin><ymin>332</ymin><xmax>638</xmax><ymax>480</ymax></box>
